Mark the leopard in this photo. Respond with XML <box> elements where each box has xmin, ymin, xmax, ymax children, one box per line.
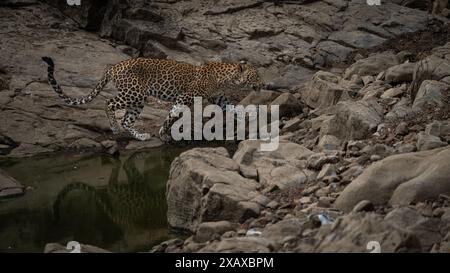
<box><xmin>42</xmin><ymin>57</ymin><xmax>264</xmax><ymax>142</ymax></box>
<box><xmin>52</xmin><ymin>152</ymin><xmax>167</xmax><ymax>232</ymax></box>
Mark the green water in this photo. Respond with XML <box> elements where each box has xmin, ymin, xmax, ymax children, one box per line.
<box><xmin>0</xmin><ymin>148</ymin><xmax>184</xmax><ymax>253</ymax></box>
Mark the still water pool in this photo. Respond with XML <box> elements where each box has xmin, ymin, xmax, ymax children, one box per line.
<box><xmin>0</xmin><ymin>148</ymin><xmax>185</xmax><ymax>253</ymax></box>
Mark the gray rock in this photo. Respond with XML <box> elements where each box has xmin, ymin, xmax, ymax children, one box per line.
<box><xmin>329</xmin><ymin>31</ymin><xmax>386</xmax><ymax>50</ymax></box>
<box><xmin>198</xmin><ymin>237</ymin><xmax>273</xmax><ymax>253</ymax></box>
<box><xmin>300</xmin><ymin>71</ymin><xmax>350</xmax><ymax>110</ymax></box>
<box><xmin>194</xmin><ymin>221</ymin><xmax>238</xmax><ymax>243</ymax></box>
<box><xmin>413</xmin><ymin>80</ymin><xmax>449</xmax><ymax>110</ymax></box>
<box><xmin>416</xmin><ymin>132</ymin><xmax>446</xmax><ymax>151</ymax></box>
<box><xmin>270</xmin><ymin>93</ymin><xmax>303</xmax><ymax>118</ymax></box>
<box><xmin>335</xmin><ymin>147</ymin><xmax>450</xmax><ymax>211</ymax></box>
<box><xmin>385</xmin><ymin>62</ymin><xmax>416</xmax><ymax>84</ymax></box>
<box><xmin>166</xmin><ymin>147</ymin><xmax>263</xmax><ymax>232</ymax></box>
<box><xmin>297</xmin><ymin>213</ymin><xmax>421</xmax><ymax>253</ymax></box>
<box><xmin>320</xmin><ymin>100</ymin><xmax>383</xmax><ymax>140</ymax></box>
<box><xmin>317</xmin><ymin>135</ymin><xmax>341</xmax><ymax>151</ymax></box>
<box><xmin>307</xmin><ymin>153</ymin><xmax>339</xmax><ymax>171</ymax></box>
<box><xmin>0</xmin><ymin>169</ymin><xmax>24</xmax><ymax>198</ymax></box>
<box><xmin>101</xmin><ymin>140</ymin><xmax>119</xmax><ymax>155</ymax></box>
<box><xmin>68</xmin><ymin>138</ymin><xmax>102</xmax><ymax>150</ymax></box>
<box><xmin>125</xmin><ymin>138</ymin><xmax>163</xmax><ymax>150</ymax></box>
<box><xmin>344</xmin><ymin>52</ymin><xmax>400</xmax><ymax>79</ymax></box>
<box><xmin>239</xmin><ymin>91</ymin><xmax>280</xmax><ymax>106</ymax></box>
<box><xmin>233</xmin><ymin>140</ymin><xmax>313</xmax><ymax>189</ymax></box>
<box><xmin>385</xmin><ymin>207</ymin><xmax>442</xmax><ymax>251</ymax></box>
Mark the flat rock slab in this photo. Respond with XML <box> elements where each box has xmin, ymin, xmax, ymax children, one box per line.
<box><xmin>125</xmin><ymin>138</ymin><xmax>163</xmax><ymax>150</ymax></box>
<box><xmin>0</xmin><ymin>169</ymin><xmax>24</xmax><ymax>198</ymax></box>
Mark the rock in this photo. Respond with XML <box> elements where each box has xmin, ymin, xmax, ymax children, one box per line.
<box><xmin>198</xmin><ymin>237</ymin><xmax>273</xmax><ymax>253</ymax></box>
<box><xmin>385</xmin><ymin>62</ymin><xmax>416</xmax><ymax>84</ymax></box>
<box><xmin>44</xmin><ymin>243</ymin><xmax>110</xmax><ymax>253</ymax></box>
<box><xmin>266</xmin><ymin>200</ymin><xmax>279</xmax><ymax>209</ymax></box>
<box><xmin>335</xmin><ymin>147</ymin><xmax>450</xmax><ymax>211</ymax></box>
<box><xmin>361</xmin><ymin>144</ymin><xmax>392</xmax><ymax>157</ymax></box>
<box><xmin>125</xmin><ymin>138</ymin><xmax>163</xmax><ymax>150</ymax></box>
<box><xmin>268</xmin><ymin>165</ymin><xmax>308</xmax><ymax>190</ymax></box>
<box><xmin>233</xmin><ymin>140</ymin><xmax>313</xmax><ymax>189</ymax></box>
<box><xmin>297</xmin><ymin>213</ymin><xmax>421</xmax><ymax>253</ymax></box>
<box><xmin>194</xmin><ymin>221</ymin><xmax>238</xmax><ymax>243</ymax></box>
<box><xmin>317</xmin><ymin>135</ymin><xmax>341</xmax><ymax>151</ymax></box>
<box><xmin>260</xmin><ymin>218</ymin><xmax>305</xmax><ymax>248</ymax></box>
<box><xmin>361</xmin><ymin>75</ymin><xmax>375</xmax><ymax>86</ymax></box>
<box><xmin>166</xmin><ymin>147</ymin><xmax>263</xmax><ymax>232</ymax></box>
<box><xmin>396</xmin><ymin>143</ymin><xmax>416</xmax><ymax>154</ymax></box>
<box><xmin>410</xmin><ymin>47</ymin><xmax>450</xmax><ymax>100</ymax></box>
<box><xmin>412</xmin><ymin>80</ymin><xmax>449</xmax><ymax>110</ymax></box>
<box><xmin>416</xmin><ymin>132</ymin><xmax>446</xmax><ymax>151</ymax></box>
<box><xmin>352</xmin><ymin>200</ymin><xmax>374</xmax><ymax>213</ymax></box>
<box><xmin>360</xmin><ymin>81</ymin><xmax>392</xmax><ymax>100</ymax></box>
<box><xmin>329</xmin><ymin>31</ymin><xmax>386</xmax><ymax>50</ymax></box>
<box><xmin>270</xmin><ymin>93</ymin><xmax>303</xmax><ymax>118</ymax></box>
<box><xmin>317</xmin><ymin>164</ymin><xmax>336</xmax><ymax>181</ymax></box>
<box><xmin>318</xmin><ymin>197</ymin><xmax>334</xmax><ymax>208</ymax></box>
<box><xmin>300</xmin><ymin>71</ymin><xmax>350</xmax><ymax>110</ymax></box>
<box><xmin>344</xmin><ymin>52</ymin><xmax>400</xmax><ymax>79</ymax></box>
<box><xmin>395</xmin><ymin>122</ymin><xmax>409</xmax><ymax>136</ymax></box>
<box><xmin>101</xmin><ymin>140</ymin><xmax>119</xmax><ymax>155</ymax></box>
<box><xmin>320</xmin><ymin>100</ymin><xmax>383</xmax><ymax>140</ymax></box>
<box><xmin>380</xmin><ymin>85</ymin><xmax>406</xmax><ymax>99</ymax></box>
<box><xmin>425</xmin><ymin>120</ymin><xmax>450</xmax><ymax>138</ymax></box>
<box><xmin>307</xmin><ymin>153</ymin><xmax>339</xmax><ymax>170</ymax></box>
<box><xmin>385</xmin><ymin>207</ymin><xmax>442</xmax><ymax>251</ymax></box>
<box><xmin>0</xmin><ymin>169</ymin><xmax>24</xmax><ymax>198</ymax></box>
<box><xmin>68</xmin><ymin>138</ymin><xmax>102</xmax><ymax>150</ymax></box>
<box><xmin>281</xmin><ymin>117</ymin><xmax>303</xmax><ymax>133</ymax></box>
<box><xmin>239</xmin><ymin>91</ymin><xmax>280</xmax><ymax>106</ymax></box>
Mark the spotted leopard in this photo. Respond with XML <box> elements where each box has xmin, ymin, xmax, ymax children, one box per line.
<box><xmin>42</xmin><ymin>57</ymin><xmax>264</xmax><ymax>142</ymax></box>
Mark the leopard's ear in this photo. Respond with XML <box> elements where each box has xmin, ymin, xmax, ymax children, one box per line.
<box><xmin>237</xmin><ymin>63</ymin><xmax>244</xmax><ymax>73</ymax></box>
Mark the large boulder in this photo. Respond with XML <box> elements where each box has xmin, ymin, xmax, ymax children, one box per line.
<box><xmin>343</xmin><ymin>52</ymin><xmax>401</xmax><ymax>79</ymax></box>
<box><xmin>320</xmin><ymin>100</ymin><xmax>383</xmax><ymax>140</ymax></box>
<box><xmin>412</xmin><ymin>80</ymin><xmax>449</xmax><ymax>110</ymax></box>
<box><xmin>300</xmin><ymin>71</ymin><xmax>351</xmax><ymax>110</ymax></box>
<box><xmin>385</xmin><ymin>62</ymin><xmax>416</xmax><ymax>84</ymax></box>
<box><xmin>335</xmin><ymin>147</ymin><xmax>450</xmax><ymax>212</ymax></box>
<box><xmin>166</xmin><ymin>147</ymin><xmax>265</xmax><ymax>232</ymax></box>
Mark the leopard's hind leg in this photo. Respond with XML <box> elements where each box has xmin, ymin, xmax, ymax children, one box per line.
<box><xmin>106</xmin><ymin>97</ymin><xmax>123</xmax><ymax>135</ymax></box>
<box><xmin>122</xmin><ymin>104</ymin><xmax>151</xmax><ymax>141</ymax></box>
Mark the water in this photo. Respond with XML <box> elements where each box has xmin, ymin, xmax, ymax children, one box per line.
<box><xmin>0</xmin><ymin>148</ymin><xmax>184</xmax><ymax>253</ymax></box>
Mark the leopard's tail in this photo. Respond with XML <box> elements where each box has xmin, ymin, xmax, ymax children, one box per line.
<box><xmin>52</xmin><ymin>181</ymin><xmax>111</xmax><ymax>221</ymax></box>
<box><xmin>42</xmin><ymin>56</ymin><xmax>110</xmax><ymax>105</ymax></box>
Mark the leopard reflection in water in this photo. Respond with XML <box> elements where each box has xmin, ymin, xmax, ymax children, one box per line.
<box><xmin>52</xmin><ymin>152</ymin><xmax>171</xmax><ymax>249</ymax></box>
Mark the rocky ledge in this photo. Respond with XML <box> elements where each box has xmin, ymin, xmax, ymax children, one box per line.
<box><xmin>153</xmin><ymin>39</ymin><xmax>450</xmax><ymax>253</ymax></box>
<box><xmin>1</xmin><ymin>0</ymin><xmax>449</xmax><ymax>157</ymax></box>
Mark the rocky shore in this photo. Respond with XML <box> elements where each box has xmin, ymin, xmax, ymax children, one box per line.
<box><xmin>154</xmin><ymin>39</ymin><xmax>450</xmax><ymax>253</ymax></box>
<box><xmin>1</xmin><ymin>0</ymin><xmax>450</xmax><ymax>253</ymax></box>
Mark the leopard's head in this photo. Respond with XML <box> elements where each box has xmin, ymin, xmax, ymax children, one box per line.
<box><xmin>208</xmin><ymin>62</ymin><xmax>264</xmax><ymax>91</ymax></box>
<box><xmin>234</xmin><ymin>63</ymin><xmax>264</xmax><ymax>91</ymax></box>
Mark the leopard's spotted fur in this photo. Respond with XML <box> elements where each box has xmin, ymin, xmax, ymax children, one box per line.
<box><xmin>42</xmin><ymin>57</ymin><xmax>264</xmax><ymax>141</ymax></box>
